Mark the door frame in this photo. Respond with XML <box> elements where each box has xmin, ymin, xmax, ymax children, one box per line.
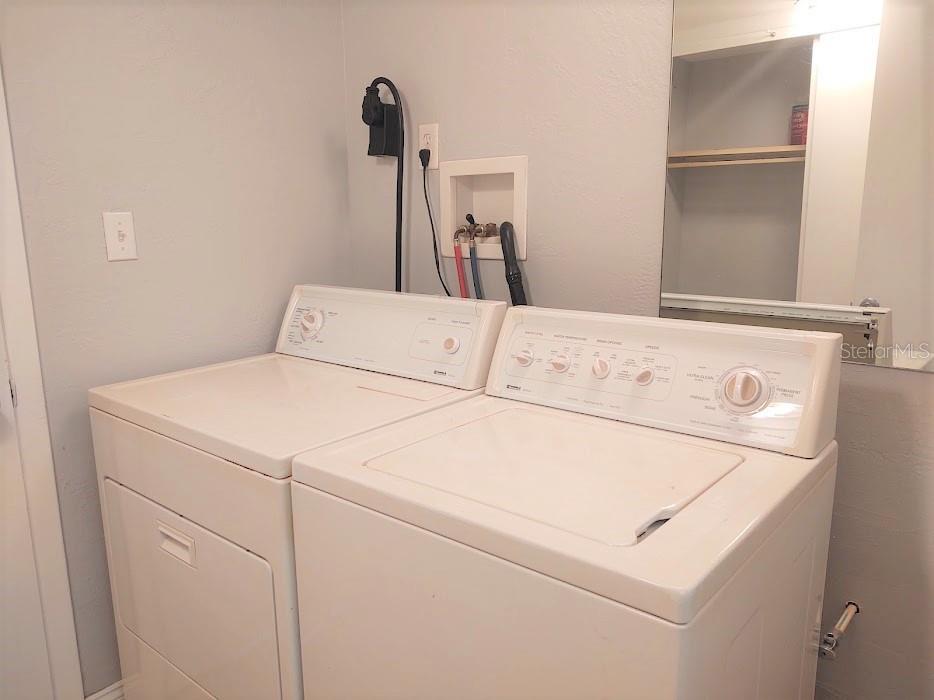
<box><xmin>1</xmin><ymin>59</ymin><xmax>84</xmax><ymax>698</ymax></box>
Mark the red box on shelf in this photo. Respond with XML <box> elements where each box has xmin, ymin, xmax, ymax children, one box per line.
<box><xmin>791</xmin><ymin>104</ymin><xmax>809</xmax><ymax>145</ymax></box>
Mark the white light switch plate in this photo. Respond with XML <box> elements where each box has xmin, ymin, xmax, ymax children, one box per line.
<box><xmin>417</xmin><ymin>123</ymin><xmax>439</xmax><ymax>170</ymax></box>
<box><xmin>102</xmin><ymin>211</ymin><xmax>137</xmax><ymax>261</ymax></box>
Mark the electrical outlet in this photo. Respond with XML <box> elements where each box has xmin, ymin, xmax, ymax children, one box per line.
<box><xmin>102</xmin><ymin>211</ymin><xmax>138</xmax><ymax>261</ymax></box>
<box><xmin>417</xmin><ymin>123</ymin><xmax>440</xmax><ymax>170</ymax></box>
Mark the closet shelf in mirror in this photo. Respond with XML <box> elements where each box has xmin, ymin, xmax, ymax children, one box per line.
<box><xmin>667</xmin><ymin>145</ymin><xmax>806</xmax><ymax>169</ymax></box>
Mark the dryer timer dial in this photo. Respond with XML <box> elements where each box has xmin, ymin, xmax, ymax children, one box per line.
<box><xmin>300</xmin><ymin>309</ymin><xmax>325</xmax><ymax>340</ymax></box>
<box><xmin>719</xmin><ymin>367</ymin><xmax>771</xmax><ymax>414</ymax></box>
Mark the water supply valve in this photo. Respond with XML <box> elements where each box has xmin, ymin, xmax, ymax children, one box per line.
<box><xmin>819</xmin><ymin>601</ymin><xmax>860</xmax><ymax>660</ymax></box>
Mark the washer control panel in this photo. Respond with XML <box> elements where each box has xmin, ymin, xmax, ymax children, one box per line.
<box><xmin>276</xmin><ymin>286</ymin><xmax>507</xmax><ymax>390</ymax></box>
<box><xmin>503</xmin><ymin>333</ymin><xmax>677</xmax><ymax>402</ymax></box>
<box><xmin>486</xmin><ymin>307</ymin><xmax>842</xmax><ymax>458</ymax></box>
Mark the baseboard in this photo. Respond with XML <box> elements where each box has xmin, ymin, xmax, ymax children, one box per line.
<box><xmin>85</xmin><ymin>680</ymin><xmax>124</xmax><ymax>700</ymax></box>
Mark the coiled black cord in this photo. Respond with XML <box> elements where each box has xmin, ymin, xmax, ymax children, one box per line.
<box><xmin>370</xmin><ymin>77</ymin><xmax>404</xmax><ymax>292</ymax></box>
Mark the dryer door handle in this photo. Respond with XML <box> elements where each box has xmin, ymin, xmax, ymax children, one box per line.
<box><xmin>157</xmin><ymin>521</ymin><xmax>196</xmax><ymax>567</ymax></box>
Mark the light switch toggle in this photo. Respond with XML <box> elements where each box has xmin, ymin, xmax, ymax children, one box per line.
<box><xmin>102</xmin><ymin>211</ymin><xmax>138</xmax><ymax>261</ymax></box>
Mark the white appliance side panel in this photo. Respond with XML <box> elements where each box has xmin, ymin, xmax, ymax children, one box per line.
<box><xmin>486</xmin><ymin>307</ymin><xmax>842</xmax><ymax>457</ymax></box>
<box><xmin>275</xmin><ymin>285</ymin><xmax>506</xmax><ymax>389</ymax></box>
<box><xmin>682</xmin><ymin>466</ymin><xmax>836</xmax><ymax>700</ymax></box>
<box><xmin>292</xmin><ymin>465</ymin><xmax>835</xmax><ymax>699</ymax></box>
<box><xmin>117</xmin><ymin>632</ymin><xmax>214</xmax><ymax>700</ymax></box>
<box><xmin>292</xmin><ymin>484</ymin><xmax>682</xmax><ymax>700</ymax></box>
<box><xmin>104</xmin><ymin>480</ymin><xmax>281</xmax><ymax>700</ymax></box>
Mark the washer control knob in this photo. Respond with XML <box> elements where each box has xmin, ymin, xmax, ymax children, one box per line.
<box><xmin>720</xmin><ymin>368</ymin><xmax>770</xmax><ymax>414</ymax></box>
<box><xmin>634</xmin><ymin>367</ymin><xmax>655</xmax><ymax>386</ymax></box>
<box><xmin>300</xmin><ymin>309</ymin><xmax>325</xmax><ymax>339</ymax></box>
<box><xmin>549</xmin><ymin>354</ymin><xmax>572</xmax><ymax>373</ymax></box>
<box><xmin>591</xmin><ymin>357</ymin><xmax>612</xmax><ymax>379</ymax></box>
<box><xmin>442</xmin><ymin>336</ymin><xmax>461</xmax><ymax>354</ymax></box>
<box><xmin>514</xmin><ymin>349</ymin><xmax>535</xmax><ymax>367</ymax></box>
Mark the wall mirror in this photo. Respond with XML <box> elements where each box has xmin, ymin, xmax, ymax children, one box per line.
<box><xmin>660</xmin><ymin>0</ymin><xmax>932</xmax><ymax>372</ymax></box>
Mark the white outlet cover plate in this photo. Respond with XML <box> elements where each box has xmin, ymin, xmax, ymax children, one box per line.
<box><xmin>102</xmin><ymin>211</ymin><xmax>138</xmax><ymax>261</ymax></box>
<box><xmin>417</xmin><ymin>123</ymin><xmax>439</xmax><ymax>170</ymax></box>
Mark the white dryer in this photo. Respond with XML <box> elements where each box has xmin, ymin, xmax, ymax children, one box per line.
<box><xmin>291</xmin><ymin>306</ymin><xmax>843</xmax><ymax>700</ymax></box>
<box><xmin>89</xmin><ymin>285</ymin><xmax>506</xmax><ymax>700</ymax></box>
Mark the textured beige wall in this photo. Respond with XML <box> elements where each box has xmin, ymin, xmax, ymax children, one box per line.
<box><xmin>0</xmin><ymin>1</ymin><xmax>349</xmax><ymax>693</ymax></box>
<box><xmin>339</xmin><ymin>0</ymin><xmax>673</xmax><ymax>315</ymax></box>
<box><xmin>817</xmin><ymin>364</ymin><xmax>934</xmax><ymax>699</ymax></box>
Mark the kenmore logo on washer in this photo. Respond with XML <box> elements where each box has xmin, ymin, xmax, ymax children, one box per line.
<box><xmin>433</xmin><ymin>370</ymin><xmax>448</xmax><ymax>376</ymax></box>
<box><xmin>506</xmin><ymin>384</ymin><xmax>521</xmax><ymax>391</ymax></box>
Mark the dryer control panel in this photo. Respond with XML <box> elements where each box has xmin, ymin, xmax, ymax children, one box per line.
<box><xmin>486</xmin><ymin>307</ymin><xmax>842</xmax><ymax>458</ymax></box>
<box><xmin>276</xmin><ymin>286</ymin><xmax>507</xmax><ymax>390</ymax></box>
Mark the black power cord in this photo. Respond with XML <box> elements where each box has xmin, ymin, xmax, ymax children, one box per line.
<box><xmin>420</xmin><ymin>148</ymin><xmax>451</xmax><ymax>296</ymax></box>
<box><xmin>366</xmin><ymin>77</ymin><xmax>405</xmax><ymax>292</ymax></box>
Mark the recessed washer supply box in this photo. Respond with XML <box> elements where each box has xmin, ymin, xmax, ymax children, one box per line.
<box><xmin>440</xmin><ymin>155</ymin><xmax>528</xmax><ymax>261</ymax></box>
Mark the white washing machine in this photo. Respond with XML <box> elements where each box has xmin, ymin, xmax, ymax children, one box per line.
<box><xmin>291</xmin><ymin>306</ymin><xmax>843</xmax><ymax>700</ymax></box>
<box><xmin>89</xmin><ymin>285</ymin><xmax>506</xmax><ymax>700</ymax></box>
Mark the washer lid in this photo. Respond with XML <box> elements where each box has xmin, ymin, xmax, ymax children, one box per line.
<box><xmin>294</xmin><ymin>396</ymin><xmax>835</xmax><ymax>623</ymax></box>
<box><xmin>367</xmin><ymin>407</ymin><xmax>742</xmax><ymax>546</ymax></box>
<box><xmin>89</xmin><ymin>354</ymin><xmax>472</xmax><ymax>479</ymax></box>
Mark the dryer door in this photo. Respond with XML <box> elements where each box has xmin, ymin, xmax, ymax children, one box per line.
<box><xmin>104</xmin><ymin>479</ymin><xmax>282</xmax><ymax>699</ymax></box>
